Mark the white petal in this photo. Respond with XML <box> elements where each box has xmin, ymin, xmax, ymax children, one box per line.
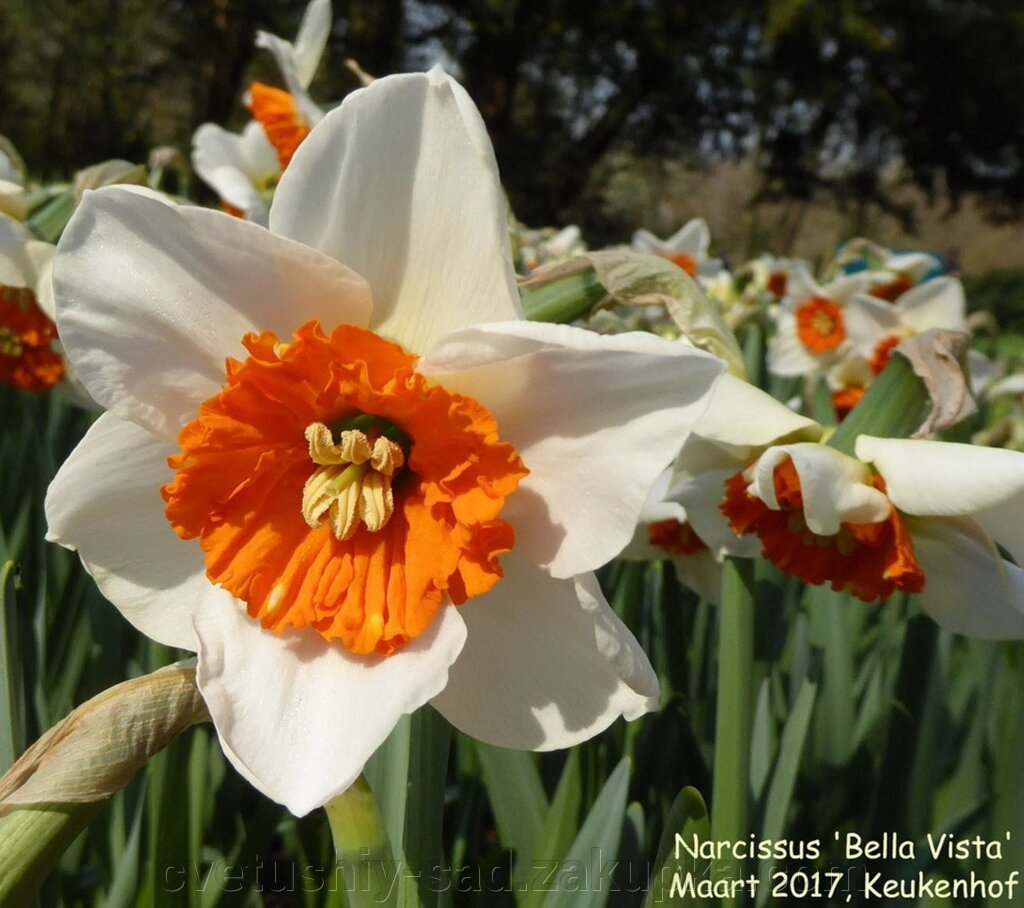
<box><xmin>843</xmin><ymin>294</ymin><xmax>902</xmax><ymax>354</ymax></box>
<box><xmin>239</xmin><ymin>120</ymin><xmax>281</xmax><ymax>178</ymax></box>
<box><xmin>432</xmin><ymin>553</ymin><xmax>658</xmax><ymax>749</ymax></box>
<box><xmin>292</xmin><ymin>0</ymin><xmax>332</xmax><ymax>87</ymax></box>
<box><xmin>884</xmin><ymin>250</ymin><xmax>939</xmax><ymax>282</ymax></box>
<box><xmin>630</xmin><ymin>228</ymin><xmax>665</xmax><ymax>255</ymax></box>
<box><xmin>691</xmin><ymin>373</ymin><xmax>821</xmax><ymax>448</ymax></box>
<box><xmin>44</xmin><ymin>412</ymin><xmax>205</xmax><ymax>650</ymax></box>
<box><xmin>894</xmin><ymin>277</ymin><xmax>966</xmax><ymax>333</ymax></box>
<box><xmin>664</xmin><ymin>218</ymin><xmax>710</xmax><ymax>257</ymax></box>
<box><xmin>0</xmin><ymin>214</ymin><xmax>39</xmax><ymax>287</ymax></box>
<box><xmin>911</xmin><ymin>516</ymin><xmax>1024</xmax><ymax>638</ymax></box>
<box><xmin>986</xmin><ymin>373</ymin><xmax>1024</xmax><ymax>398</ymax></box>
<box><xmin>0</xmin><ymin>181</ymin><xmax>27</xmax><ymax>221</ymax></box>
<box><xmin>55</xmin><ymin>187</ymin><xmax>373</xmax><ymax>440</ymax></box>
<box><xmin>192</xmin><ymin>122</ymin><xmax>277</xmax><ymax>188</ymax></box>
<box><xmin>783</xmin><ymin>262</ymin><xmax>823</xmax><ymax>302</ymax></box>
<box><xmin>670</xmin><ymin>548</ymin><xmax>723</xmax><ymax>604</ymax></box>
<box><xmin>253</xmin><ymin>31</ymin><xmax>324</xmax><ymax>127</ymax></box>
<box><xmin>672</xmin><ymin>465</ymin><xmax>761</xmax><ymax>560</ymax></box>
<box><xmin>419</xmin><ymin>321</ymin><xmax>725</xmax><ymax>577</ymax></box>
<box><xmin>855</xmin><ymin>437</ymin><xmax>1024</xmax><ymax>516</ymax></box>
<box><xmin>270</xmin><ymin>69</ymin><xmax>521</xmax><ymax>354</ymax></box>
<box><xmin>195</xmin><ymin>588</ymin><xmax>467</xmax><ymax>817</ymax></box>
<box><xmin>752</xmin><ymin>444</ymin><xmax>890</xmax><ymax>535</ymax></box>
<box><xmin>766</xmin><ymin>317</ymin><xmax>821</xmax><ymax>377</ymax></box>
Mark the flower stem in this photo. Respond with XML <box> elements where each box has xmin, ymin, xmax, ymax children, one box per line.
<box><xmin>325</xmin><ymin>776</ymin><xmax>399</xmax><ymax>908</ymax></box>
<box><xmin>0</xmin><ymin>803</ymin><xmax>102</xmax><ymax>905</ymax></box>
<box><xmin>711</xmin><ymin>557</ymin><xmax>756</xmax><ymax>906</ymax></box>
<box><xmin>826</xmin><ymin>354</ymin><xmax>931</xmax><ymax>455</ymax></box>
<box><xmin>519</xmin><ymin>269</ymin><xmax>606</xmax><ymax>323</ymax></box>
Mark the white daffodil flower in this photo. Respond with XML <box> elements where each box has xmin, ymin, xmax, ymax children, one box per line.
<box><xmin>844</xmin><ymin>277</ymin><xmax>991</xmax><ymax>394</ymax></box>
<box><xmin>249</xmin><ymin>0</ymin><xmax>331</xmax><ymax>169</ymax></box>
<box><xmin>191</xmin><ymin>121</ymin><xmax>280</xmax><ymax>225</ymax></box>
<box><xmin>630</xmin><ymin>373</ymin><xmax>822</xmax><ymax>602</ymax></box>
<box><xmin>725</xmin><ymin>437</ymin><xmax>1024</xmax><ymax>639</ymax></box>
<box><xmin>45</xmin><ymin>69</ymin><xmax>725</xmax><ymax>817</ymax></box>
<box><xmin>767</xmin><ymin>263</ymin><xmax>878</xmax><ymax>379</ymax></box>
<box><xmin>0</xmin><ymin>214</ymin><xmax>63</xmax><ymax>392</ymax></box>
<box><xmin>631</xmin><ymin>218</ymin><xmax>725</xmax><ymax>284</ymax></box>
<box><xmin>642</xmin><ymin>370</ymin><xmax>1024</xmax><ymax>636</ymax></box>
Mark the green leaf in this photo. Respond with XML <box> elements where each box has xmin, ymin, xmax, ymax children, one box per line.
<box><xmin>539</xmin><ymin>757</ymin><xmax>632</xmax><ymax>908</ymax></box>
<box><xmin>520</xmin><ymin>751</ymin><xmax>582</xmax><ymax>908</ymax></box>
<box><xmin>756</xmin><ymin>680</ymin><xmax>816</xmax><ymax>906</ymax></box>
<box><xmin>364</xmin><ymin>706</ymin><xmax>451</xmax><ymax>907</ymax></box>
<box><xmin>643</xmin><ymin>787</ymin><xmax>711</xmax><ymax>908</ymax></box>
<box><xmin>0</xmin><ymin>561</ymin><xmax>24</xmax><ymax>775</ymax></box>
<box><xmin>475</xmin><ymin>741</ymin><xmax>548</xmax><ymax>879</ymax></box>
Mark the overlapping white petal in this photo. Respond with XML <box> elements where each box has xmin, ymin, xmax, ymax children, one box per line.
<box><xmin>54</xmin><ymin>187</ymin><xmax>373</xmax><ymax>439</ymax></box>
<box><xmin>751</xmin><ymin>444</ymin><xmax>890</xmax><ymax>535</ymax></box>
<box><xmin>855</xmin><ymin>436</ymin><xmax>1024</xmax><ymax>516</ymax></box>
<box><xmin>45</xmin><ymin>412</ymin><xmax>205</xmax><ymax>650</ymax></box>
<box><xmin>432</xmin><ymin>554</ymin><xmax>658</xmax><ymax>749</ymax></box>
<box><xmin>192</xmin><ymin>122</ymin><xmax>279</xmax><ymax>224</ymax></box>
<box><xmin>909</xmin><ymin>516</ymin><xmax>1024</xmax><ymax>638</ymax></box>
<box><xmin>195</xmin><ymin>588</ymin><xmax>467</xmax><ymax>817</ymax></box>
<box><xmin>291</xmin><ymin>0</ymin><xmax>332</xmax><ymax>88</ymax></box>
<box><xmin>271</xmin><ymin>68</ymin><xmax>521</xmax><ymax>355</ymax></box>
<box><xmin>419</xmin><ymin>320</ymin><xmax>725</xmax><ymax>577</ymax></box>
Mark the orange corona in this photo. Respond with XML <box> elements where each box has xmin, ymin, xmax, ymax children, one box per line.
<box><xmin>648</xmin><ymin>519</ymin><xmax>708</xmax><ymax>556</ymax></box>
<box><xmin>248</xmin><ymin>82</ymin><xmax>311</xmax><ymax>169</ymax></box>
<box><xmin>163</xmin><ymin>320</ymin><xmax>527</xmax><ymax>656</ymax></box>
<box><xmin>720</xmin><ymin>456</ymin><xmax>924</xmax><ymax>602</ymax></box>
<box><xmin>870</xmin><ymin>335</ymin><xmax>903</xmax><ymax>375</ymax></box>
<box><xmin>795</xmin><ymin>297</ymin><xmax>845</xmax><ymax>353</ymax></box>
<box><xmin>0</xmin><ymin>286</ymin><xmax>65</xmax><ymax>393</ymax></box>
<box><xmin>831</xmin><ymin>387</ymin><xmax>865</xmax><ymax>421</ymax></box>
<box><xmin>668</xmin><ymin>253</ymin><xmax>698</xmax><ymax>278</ymax></box>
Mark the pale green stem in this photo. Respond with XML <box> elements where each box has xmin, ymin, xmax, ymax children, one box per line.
<box><xmin>0</xmin><ymin>803</ymin><xmax>102</xmax><ymax>906</ymax></box>
<box><xmin>711</xmin><ymin>557</ymin><xmax>756</xmax><ymax>907</ymax></box>
<box><xmin>325</xmin><ymin>776</ymin><xmax>399</xmax><ymax>908</ymax></box>
<box><xmin>520</xmin><ymin>270</ymin><xmax>606</xmax><ymax>323</ymax></box>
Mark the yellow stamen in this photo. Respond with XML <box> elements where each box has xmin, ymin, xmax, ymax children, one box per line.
<box><xmin>0</xmin><ymin>327</ymin><xmax>24</xmax><ymax>358</ymax></box>
<box><xmin>301</xmin><ymin>422</ymin><xmax>405</xmax><ymax>541</ymax></box>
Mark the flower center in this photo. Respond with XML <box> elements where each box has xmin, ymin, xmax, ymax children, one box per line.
<box><xmin>668</xmin><ymin>253</ymin><xmax>698</xmax><ymax>278</ymax></box>
<box><xmin>301</xmin><ymin>421</ymin><xmax>406</xmax><ymax>541</ymax></box>
<box><xmin>0</xmin><ymin>286</ymin><xmax>65</xmax><ymax>393</ymax></box>
<box><xmin>648</xmin><ymin>519</ymin><xmax>708</xmax><ymax>556</ymax></box>
<box><xmin>163</xmin><ymin>320</ymin><xmax>528</xmax><ymax>656</ymax></box>
<box><xmin>795</xmin><ymin>297</ymin><xmax>845</xmax><ymax>353</ymax></box>
<box><xmin>0</xmin><ymin>326</ymin><xmax>23</xmax><ymax>357</ymax></box>
<box><xmin>720</xmin><ymin>455</ymin><xmax>924</xmax><ymax>602</ymax></box>
<box><xmin>247</xmin><ymin>82</ymin><xmax>310</xmax><ymax>169</ymax></box>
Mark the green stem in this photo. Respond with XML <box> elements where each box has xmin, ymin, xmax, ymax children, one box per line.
<box><xmin>519</xmin><ymin>270</ymin><xmax>606</xmax><ymax>323</ymax></box>
<box><xmin>827</xmin><ymin>354</ymin><xmax>931</xmax><ymax>455</ymax></box>
<box><xmin>0</xmin><ymin>803</ymin><xmax>102</xmax><ymax>906</ymax></box>
<box><xmin>711</xmin><ymin>558</ymin><xmax>756</xmax><ymax>907</ymax></box>
<box><xmin>325</xmin><ymin>776</ymin><xmax>398</xmax><ymax>908</ymax></box>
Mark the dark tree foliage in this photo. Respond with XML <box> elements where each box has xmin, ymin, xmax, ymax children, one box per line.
<box><xmin>0</xmin><ymin>0</ymin><xmax>1021</xmax><ymax>224</ymax></box>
